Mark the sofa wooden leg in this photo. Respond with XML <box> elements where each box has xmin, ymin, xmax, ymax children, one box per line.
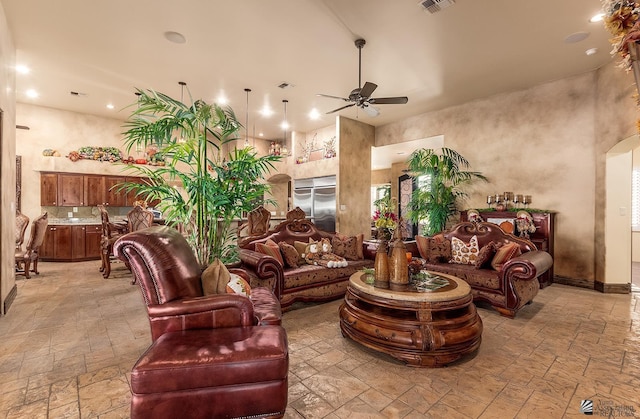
<box><xmin>493</xmin><ymin>306</ymin><xmax>516</xmax><ymax>318</ymax></box>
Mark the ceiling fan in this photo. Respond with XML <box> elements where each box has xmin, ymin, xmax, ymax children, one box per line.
<box><xmin>318</xmin><ymin>38</ymin><xmax>408</xmax><ymax>117</ymax></box>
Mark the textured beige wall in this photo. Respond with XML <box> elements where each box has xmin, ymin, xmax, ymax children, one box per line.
<box><xmin>377</xmin><ymin>72</ymin><xmax>599</xmax><ymax>282</ymax></box>
<box><xmin>337</xmin><ymin>116</ymin><xmax>374</xmax><ymax>236</ymax></box>
<box><xmin>0</xmin><ymin>3</ymin><xmax>16</xmax><ymax>315</ymax></box>
<box><xmin>371</xmin><ymin>169</ymin><xmax>391</xmax><ymax>185</ymax></box>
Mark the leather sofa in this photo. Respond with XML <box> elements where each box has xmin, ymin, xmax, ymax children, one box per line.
<box><xmin>114</xmin><ymin>226</ymin><xmax>288</xmax><ymax>419</ymax></box>
<box><xmin>239</xmin><ymin>214</ymin><xmax>374</xmax><ymax>311</ymax></box>
<box><xmin>417</xmin><ymin>222</ymin><xmax>553</xmax><ymax>318</ymax></box>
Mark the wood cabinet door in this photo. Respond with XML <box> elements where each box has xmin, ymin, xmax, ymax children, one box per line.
<box><xmin>85</xmin><ymin>225</ymin><xmax>102</xmax><ymax>259</ymax></box>
<box><xmin>84</xmin><ymin>175</ymin><xmax>106</xmax><ymax>206</ymax></box>
<box><xmin>41</xmin><ymin>173</ymin><xmax>58</xmax><ymax>206</ymax></box>
<box><xmin>71</xmin><ymin>225</ymin><xmax>86</xmax><ymax>259</ymax></box>
<box><xmin>105</xmin><ymin>176</ymin><xmax>126</xmax><ymax>207</ymax></box>
<box><xmin>40</xmin><ymin>226</ymin><xmax>56</xmax><ymax>259</ymax></box>
<box><xmin>58</xmin><ymin>174</ymin><xmax>85</xmax><ymax>206</ymax></box>
<box><xmin>54</xmin><ymin>225</ymin><xmax>72</xmax><ymax>260</ymax></box>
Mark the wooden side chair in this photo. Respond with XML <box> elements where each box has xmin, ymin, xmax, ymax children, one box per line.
<box><xmin>15</xmin><ymin>210</ymin><xmax>30</xmax><ymax>251</ymax></box>
<box><xmin>98</xmin><ymin>205</ymin><xmax>127</xmax><ymax>279</ymax></box>
<box><xmin>238</xmin><ymin>205</ymin><xmax>271</xmax><ymax>237</ymax></box>
<box><xmin>127</xmin><ymin>205</ymin><xmax>154</xmax><ymax>232</ymax></box>
<box><xmin>15</xmin><ymin>212</ymin><xmax>48</xmax><ymax>279</ymax></box>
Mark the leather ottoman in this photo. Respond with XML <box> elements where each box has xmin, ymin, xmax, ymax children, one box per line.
<box><xmin>130</xmin><ymin>326</ymin><xmax>289</xmax><ymax>419</ymax></box>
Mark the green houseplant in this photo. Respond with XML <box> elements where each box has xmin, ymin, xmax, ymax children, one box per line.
<box><xmin>121</xmin><ymin>89</ymin><xmax>281</xmax><ymax>266</ymax></box>
<box><xmin>407</xmin><ymin>147</ymin><xmax>487</xmax><ymax>236</ymax></box>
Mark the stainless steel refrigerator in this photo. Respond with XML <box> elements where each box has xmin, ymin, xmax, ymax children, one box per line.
<box><xmin>293</xmin><ymin>176</ymin><xmax>336</xmax><ymax>232</ymax></box>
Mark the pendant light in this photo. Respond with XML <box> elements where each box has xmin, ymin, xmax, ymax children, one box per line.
<box><xmin>135</xmin><ymin>92</ymin><xmax>143</xmax><ymax>153</ymax></box>
<box><xmin>244</xmin><ymin>88</ymin><xmax>251</xmax><ymax>147</ymax></box>
<box><xmin>281</xmin><ymin>99</ymin><xmax>290</xmax><ymax>156</ymax></box>
<box><xmin>177</xmin><ymin>81</ymin><xmax>187</xmax><ymax>144</ymax></box>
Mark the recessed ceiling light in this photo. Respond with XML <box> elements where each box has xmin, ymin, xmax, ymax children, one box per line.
<box><xmin>216</xmin><ymin>95</ymin><xmax>228</xmax><ymax>105</ymax></box>
<box><xmin>164</xmin><ymin>31</ymin><xmax>186</xmax><ymax>44</ymax></box>
<box><xmin>590</xmin><ymin>13</ymin><xmax>605</xmax><ymax>23</ymax></box>
<box><xmin>260</xmin><ymin>107</ymin><xmax>274</xmax><ymax>117</ymax></box>
<box><xmin>106</xmin><ymin>103</ymin><xmax>115</xmax><ymax>109</ymax></box>
<box><xmin>309</xmin><ymin>109</ymin><xmax>321</xmax><ymax>120</ymax></box>
<box><xmin>26</xmin><ymin>89</ymin><xmax>38</xmax><ymax>98</ymax></box>
<box><xmin>258</xmin><ymin>132</ymin><xmax>264</xmax><ymax>137</ymax></box>
<box><xmin>564</xmin><ymin>31</ymin><xmax>590</xmax><ymax>43</ymax></box>
<box><xmin>280</xmin><ymin>121</ymin><xmax>290</xmax><ymax>130</ymax></box>
<box><xmin>585</xmin><ymin>48</ymin><xmax>598</xmax><ymax>56</ymax></box>
<box><xmin>16</xmin><ymin>64</ymin><xmax>30</xmax><ymax>75</ymax></box>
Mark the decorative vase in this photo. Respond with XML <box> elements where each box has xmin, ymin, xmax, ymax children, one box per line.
<box><xmin>389</xmin><ymin>232</ymin><xmax>409</xmax><ymax>290</ymax></box>
<box><xmin>374</xmin><ymin>241</ymin><xmax>390</xmax><ymax>288</ymax></box>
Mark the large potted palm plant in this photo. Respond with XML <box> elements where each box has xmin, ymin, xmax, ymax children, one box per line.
<box><xmin>121</xmin><ymin>89</ymin><xmax>281</xmax><ymax>266</ymax></box>
<box><xmin>407</xmin><ymin>147</ymin><xmax>487</xmax><ymax>236</ymax></box>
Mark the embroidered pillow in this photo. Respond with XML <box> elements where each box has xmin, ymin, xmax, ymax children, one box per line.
<box><xmin>226</xmin><ymin>273</ymin><xmax>251</xmax><ymax>297</ymax></box>
<box><xmin>416</xmin><ymin>235</ymin><xmax>452</xmax><ymax>263</ymax></box>
<box><xmin>279</xmin><ymin>242</ymin><xmax>300</xmax><ymax>268</ymax></box>
<box><xmin>474</xmin><ymin>241</ymin><xmax>496</xmax><ymax>269</ymax></box>
<box><xmin>490</xmin><ymin>242</ymin><xmax>522</xmax><ymax>270</ymax></box>
<box><xmin>255</xmin><ymin>239</ymin><xmax>284</xmax><ymax>266</ymax></box>
<box><xmin>450</xmin><ymin>235</ymin><xmax>480</xmax><ymax>265</ymax></box>
<box><xmin>332</xmin><ymin>235</ymin><xmax>359</xmax><ymax>260</ymax></box>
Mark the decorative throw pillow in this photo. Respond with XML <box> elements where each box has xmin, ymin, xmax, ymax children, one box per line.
<box><xmin>279</xmin><ymin>242</ymin><xmax>300</xmax><ymax>268</ymax></box>
<box><xmin>255</xmin><ymin>239</ymin><xmax>284</xmax><ymax>265</ymax></box>
<box><xmin>450</xmin><ymin>235</ymin><xmax>480</xmax><ymax>265</ymax></box>
<box><xmin>293</xmin><ymin>240</ymin><xmax>309</xmax><ymax>263</ymax></box>
<box><xmin>332</xmin><ymin>235</ymin><xmax>359</xmax><ymax>261</ymax></box>
<box><xmin>474</xmin><ymin>241</ymin><xmax>496</xmax><ymax>269</ymax></box>
<box><xmin>416</xmin><ymin>235</ymin><xmax>452</xmax><ymax>263</ymax></box>
<box><xmin>226</xmin><ymin>273</ymin><xmax>251</xmax><ymax>297</ymax></box>
<box><xmin>201</xmin><ymin>259</ymin><xmax>231</xmax><ymax>295</ymax></box>
<box><xmin>491</xmin><ymin>242</ymin><xmax>522</xmax><ymax>270</ymax></box>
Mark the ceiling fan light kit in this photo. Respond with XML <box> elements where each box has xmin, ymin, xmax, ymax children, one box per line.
<box><xmin>318</xmin><ymin>38</ymin><xmax>408</xmax><ymax>116</ymax></box>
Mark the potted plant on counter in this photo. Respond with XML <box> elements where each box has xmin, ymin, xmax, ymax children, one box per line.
<box><xmin>121</xmin><ymin>89</ymin><xmax>281</xmax><ymax>266</ymax></box>
<box><xmin>407</xmin><ymin>147</ymin><xmax>487</xmax><ymax>236</ymax></box>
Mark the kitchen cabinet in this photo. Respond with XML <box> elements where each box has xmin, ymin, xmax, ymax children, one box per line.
<box><xmin>41</xmin><ymin>224</ymin><xmax>102</xmax><ymax>262</ymax></box>
<box><xmin>40</xmin><ymin>225</ymin><xmax>72</xmax><ymax>261</ymax></box>
<box><xmin>84</xmin><ymin>175</ymin><xmax>106</xmax><ymax>206</ymax></box>
<box><xmin>85</xmin><ymin>225</ymin><xmax>102</xmax><ymax>259</ymax></box>
<box><xmin>105</xmin><ymin>176</ymin><xmax>126</xmax><ymax>207</ymax></box>
<box><xmin>125</xmin><ymin>176</ymin><xmax>160</xmax><ymax>207</ymax></box>
<box><xmin>41</xmin><ymin>173</ymin><xmax>58</xmax><ymax>206</ymax></box>
<box><xmin>58</xmin><ymin>174</ymin><xmax>85</xmax><ymax>206</ymax></box>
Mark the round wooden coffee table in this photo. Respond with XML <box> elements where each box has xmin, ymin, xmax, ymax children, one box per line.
<box><xmin>339</xmin><ymin>271</ymin><xmax>483</xmax><ymax>367</ymax></box>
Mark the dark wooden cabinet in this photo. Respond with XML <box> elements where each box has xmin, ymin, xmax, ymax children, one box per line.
<box><xmin>58</xmin><ymin>174</ymin><xmax>85</xmax><ymax>206</ymax></box>
<box><xmin>125</xmin><ymin>176</ymin><xmax>160</xmax><ymax>207</ymax></box>
<box><xmin>84</xmin><ymin>175</ymin><xmax>106</xmax><ymax>206</ymax></box>
<box><xmin>85</xmin><ymin>225</ymin><xmax>102</xmax><ymax>259</ymax></box>
<box><xmin>105</xmin><ymin>176</ymin><xmax>126</xmax><ymax>207</ymax></box>
<box><xmin>460</xmin><ymin>210</ymin><xmax>555</xmax><ymax>288</ymax></box>
<box><xmin>41</xmin><ymin>173</ymin><xmax>58</xmax><ymax>206</ymax></box>
<box><xmin>41</xmin><ymin>225</ymin><xmax>72</xmax><ymax>261</ymax></box>
<box><xmin>41</xmin><ymin>224</ymin><xmax>101</xmax><ymax>261</ymax></box>
<box><xmin>72</xmin><ymin>225</ymin><xmax>87</xmax><ymax>259</ymax></box>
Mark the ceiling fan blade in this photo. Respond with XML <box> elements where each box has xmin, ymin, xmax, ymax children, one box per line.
<box><xmin>317</xmin><ymin>93</ymin><xmax>350</xmax><ymax>102</ymax></box>
<box><xmin>359</xmin><ymin>82</ymin><xmax>378</xmax><ymax>99</ymax></box>
<box><xmin>368</xmin><ymin>96</ymin><xmax>408</xmax><ymax>105</ymax></box>
<box><xmin>326</xmin><ymin>103</ymin><xmax>356</xmax><ymax>114</ymax></box>
<box><xmin>362</xmin><ymin>104</ymin><xmax>380</xmax><ymax>117</ymax></box>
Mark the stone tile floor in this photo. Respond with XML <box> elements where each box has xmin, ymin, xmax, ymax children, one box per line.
<box><xmin>1</xmin><ymin>260</ymin><xmax>639</xmax><ymax>418</ymax></box>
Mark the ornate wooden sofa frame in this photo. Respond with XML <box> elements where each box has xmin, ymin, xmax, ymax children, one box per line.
<box><xmin>421</xmin><ymin>222</ymin><xmax>553</xmax><ymax>318</ymax></box>
<box><xmin>239</xmin><ymin>209</ymin><xmax>374</xmax><ymax>310</ymax></box>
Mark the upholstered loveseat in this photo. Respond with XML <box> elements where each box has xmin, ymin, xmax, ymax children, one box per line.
<box><xmin>239</xmin><ymin>212</ymin><xmax>374</xmax><ymax>310</ymax></box>
<box><xmin>416</xmin><ymin>222</ymin><xmax>553</xmax><ymax>318</ymax></box>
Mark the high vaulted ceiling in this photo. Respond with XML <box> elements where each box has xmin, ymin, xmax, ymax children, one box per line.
<box><xmin>3</xmin><ymin>0</ymin><xmax>612</xmax><ymax>140</ymax></box>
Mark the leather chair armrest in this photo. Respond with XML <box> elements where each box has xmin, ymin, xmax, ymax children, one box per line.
<box><xmin>229</xmin><ymin>268</ymin><xmax>283</xmax><ymax>326</ymax></box>
<box><xmin>239</xmin><ymin>248</ymin><xmax>284</xmax><ymax>299</ymax></box>
<box><xmin>502</xmin><ymin>250</ymin><xmax>553</xmax><ymax>281</ymax></box>
<box><xmin>146</xmin><ymin>294</ymin><xmax>255</xmax><ymax>341</ymax></box>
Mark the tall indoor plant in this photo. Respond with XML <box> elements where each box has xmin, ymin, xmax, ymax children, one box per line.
<box><xmin>121</xmin><ymin>89</ymin><xmax>281</xmax><ymax>266</ymax></box>
<box><xmin>407</xmin><ymin>147</ymin><xmax>487</xmax><ymax>236</ymax></box>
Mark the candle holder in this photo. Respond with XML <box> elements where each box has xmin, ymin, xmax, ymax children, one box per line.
<box><xmin>522</xmin><ymin>195</ymin><xmax>532</xmax><ymax>208</ymax></box>
<box><xmin>486</xmin><ymin>195</ymin><xmax>494</xmax><ymax>208</ymax></box>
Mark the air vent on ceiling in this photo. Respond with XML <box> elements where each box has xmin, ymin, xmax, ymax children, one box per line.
<box><xmin>418</xmin><ymin>0</ymin><xmax>455</xmax><ymax>14</ymax></box>
<box><xmin>277</xmin><ymin>82</ymin><xmax>295</xmax><ymax>89</ymax></box>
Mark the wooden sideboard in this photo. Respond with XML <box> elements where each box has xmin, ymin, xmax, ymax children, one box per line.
<box><xmin>460</xmin><ymin>210</ymin><xmax>555</xmax><ymax>288</ymax></box>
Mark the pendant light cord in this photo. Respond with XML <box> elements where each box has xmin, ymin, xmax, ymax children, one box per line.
<box><xmin>245</xmin><ymin>88</ymin><xmax>251</xmax><ymax>146</ymax></box>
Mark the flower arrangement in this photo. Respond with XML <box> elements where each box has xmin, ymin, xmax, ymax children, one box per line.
<box><xmin>372</xmin><ymin>194</ymin><xmax>398</xmax><ymax>240</ymax></box>
<box><xmin>602</xmin><ymin>0</ymin><xmax>640</xmax><ymax>70</ymax></box>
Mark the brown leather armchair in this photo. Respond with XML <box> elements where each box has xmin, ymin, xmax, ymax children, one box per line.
<box><xmin>114</xmin><ymin>226</ymin><xmax>288</xmax><ymax>419</ymax></box>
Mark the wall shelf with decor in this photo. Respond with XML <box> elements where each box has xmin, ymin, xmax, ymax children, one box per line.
<box><xmin>460</xmin><ymin>209</ymin><xmax>556</xmax><ymax>288</ymax></box>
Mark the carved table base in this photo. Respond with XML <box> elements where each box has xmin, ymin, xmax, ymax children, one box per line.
<box><xmin>339</xmin><ymin>272</ymin><xmax>483</xmax><ymax>367</ymax></box>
